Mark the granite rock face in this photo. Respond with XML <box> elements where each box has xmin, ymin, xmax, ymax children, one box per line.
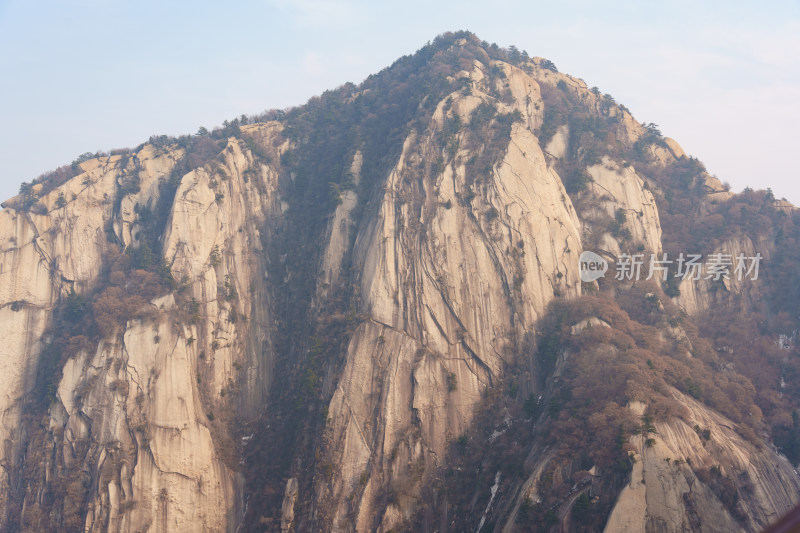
<box><xmin>604</xmin><ymin>393</ymin><xmax>800</xmax><ymax>533</ymax></box>
<box><xmin>0</xmin><ymin>35</ymin><xmax>796</xmax><ymax>532</ymax></box>
<box><xmin>0</xmin><ymin>126</ymin><xmax>287</xmax><ymax>531</ymax></box>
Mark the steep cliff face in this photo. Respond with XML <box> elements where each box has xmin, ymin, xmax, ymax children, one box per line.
<box><xmin>675</xmin><ymin>233</ymin><xmax>770</xmax><ymax>316</ymax></box>
<box><xmin>0</xmin><ymin>126</ymin><xmax>287</xmax><ymax>531</ymax></box>
<box><xmin>498</xmin><ymin>387</ymin><xmax>800</xmax><ymax>533</ymax></box>
<box><xmin>318</xmin><ymin>60</ymin><xmax>584</xmax><ymax>530</ymax></box>
<box><xmin>0</xmin><ymin>32</ymin><xmax>798</xmax><ymax>533</ymax></box>
<box><xmin>605</xmin><ymin>393</ymin><xmax>800</xmax><ymax>533</ymax></box>
<box><xmin>0</xmin><ymin>148</ymin><xmax>181</xmax><ymax>525</ymax></box>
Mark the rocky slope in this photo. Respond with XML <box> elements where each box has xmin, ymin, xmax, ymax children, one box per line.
<box><xmin>0</xmin><ymin>128</ymin><xmax>288</xmax><ymax>531</ymax></box>
<box><xmin>604</xmin><ymin>393</ymin><xmax>799</xmax><ymax>533</ymax></box>
<box><xmin>1</xmin><ymin>32</ymin><xmax>799</xmax><ymax>532</ymax></box>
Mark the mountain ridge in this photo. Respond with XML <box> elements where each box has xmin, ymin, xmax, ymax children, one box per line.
<box><xmin>1</xmin><ymin>31</ymin><xmax>799</xmax><ymax>532</ymax></box>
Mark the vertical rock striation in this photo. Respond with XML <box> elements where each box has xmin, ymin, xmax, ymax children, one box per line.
<box><xmin>0</xmin><ymin>32</ymin><xmax>797</xmax><ymax>532</ymax></box>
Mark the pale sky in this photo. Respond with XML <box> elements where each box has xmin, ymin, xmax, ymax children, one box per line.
<box><xmin>1</xmin><ymin>0</ymin><xmax>798</xmax><ymax>203</ymax></box>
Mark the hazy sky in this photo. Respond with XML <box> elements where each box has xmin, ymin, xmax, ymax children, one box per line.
<box><xmin>1</xmin><ymin>0</ymin><xmax>798</xmax><ymax>203</ymax></box>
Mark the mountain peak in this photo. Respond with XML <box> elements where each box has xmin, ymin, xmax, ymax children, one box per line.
<box><xmin>1</xmin><ymin>34</ymin><xmax>798</xmax><ymax>533</ymax></box>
